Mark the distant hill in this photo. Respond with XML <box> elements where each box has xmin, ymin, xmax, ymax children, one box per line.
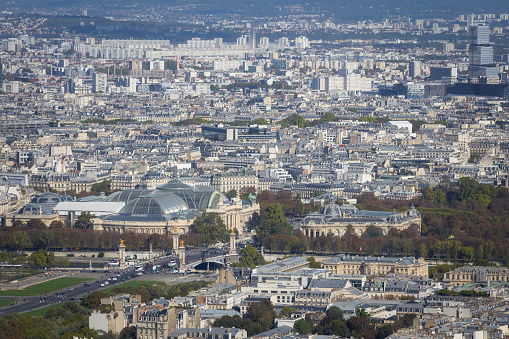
<box><xmin>4</xmin><ymin>0</ymin><xmax>509</xmax><ymax>21</ymax></box>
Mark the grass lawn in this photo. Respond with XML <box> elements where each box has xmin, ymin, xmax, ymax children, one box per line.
<box><xmin>0</xmin><ymin>299</ymin><xmax>14</xmax><ymax>307</ymax></box>
<box><xmin>101</xmin><ymin>280</ymin><xmax>159</xmax><ymax>293</ymax></box>
<box><xmin>0</xmin><ymin>278</ymin><xmax>90</xmax><ymax>297</ymax></box>
<box><xmin>25</xmin><ymin>303</ymin><xmax>64</xmax><ymax>317</ymax></box>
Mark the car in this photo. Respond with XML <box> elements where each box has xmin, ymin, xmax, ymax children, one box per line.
<box><xmin>136</xmin><ymin>272</ymin><xmax>143</xmax><ymax>276</ymax></box>
<box><xmin>100</xmin><ymin>283</ymin><xmax>105</xmax><ymax>287</ymax></box>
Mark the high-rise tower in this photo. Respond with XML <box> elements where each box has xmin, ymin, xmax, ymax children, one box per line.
<box><xmin>250</xmin><ymin>26</ymin><xmax>257</xmax><ymax>50</ymax></box>
<box><xmin>468</xmin><ymin>23</ymin><xmax>498</xmax><ymax>81</ymax></box>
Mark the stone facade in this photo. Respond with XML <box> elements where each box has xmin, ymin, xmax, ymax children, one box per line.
<box><xmin>300</xmin><ymin>203</ymin><xmax>421</xmax><ymax>238</ymax></box>
<box><xmin>323</xmin><ymin>255</ymin><xmax>428</xmax><ymax>278</ymax></box>
<box><xmin>444</xmin><ymin>266</ymin><xmax>509</xmax><ymax>286</ymax></box>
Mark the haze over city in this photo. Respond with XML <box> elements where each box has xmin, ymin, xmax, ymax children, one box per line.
<box><xmin>0</xmin><ymin>1</ymin><xmax>508</xmax><ymax>338</ymax></box>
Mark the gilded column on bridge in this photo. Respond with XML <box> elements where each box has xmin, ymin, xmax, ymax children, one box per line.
<box><xmin>178</xmin><ymin>239</ymin><xmax>186</xmax><ymax>269</ymax></box>
<box><xmin>119</xmin><ymin>239</ymin><xmax>126</xmax><ymax>269</ymax></box>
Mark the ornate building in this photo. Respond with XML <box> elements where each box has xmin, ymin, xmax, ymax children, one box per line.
<box><xmin>3</xmin><ymin>191</ymin><xmax>71</xmax><ymax>227</ymax></box>
<box><xmin>444</xmin><ymin>266</ymin><xmax>509</xmax><ymax>286</ymax></box>
<box><xmin>210</xmin><ymin>169</ymin><xmax>259</xmax><ymax>194</ymax></box>
<box><xmin>92</xmin><ymin>180</ymin><xmax>259</xmax><ymax>236</ymax></box>
<box><xmin>323</xmin><ymin>255</ymin><xmax>428</xmax><ymax>277</ymax></box>
<box><xmin>299</xmin><ymin>203</ymin><xmax>421</xmax><ymax>238</ymax></box>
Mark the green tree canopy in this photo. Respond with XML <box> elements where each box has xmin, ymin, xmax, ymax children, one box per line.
<box><xmin>294</xmin><ymin>318</ymin><xmax>314</xmax><ymax>334</ymax></box>
<box><xmin>28</xmin><ymin>249</ymin><xmax>55</xmax><ymax>268</ymax></box>
<box><xmin>307</xmin><ymin>256</ymin><xmax>321</xmax><ymax>268</ymax></box>
<box><xmin>233</xmin><ymin>244</ymin><xmax>266</xmax><ymax>268</ymax></box>
<box><xmin>192</xmin><ymin>212</ymin><xmax>229</xmax><ymax>244</ymax></box>
<box><xmin>74</xmin><ymin>211</ymin><xmax>95</xmax><ymax>229</ymax></box>
<box><xmin>254</xmin><ymin>203</ymin><xmax>293</xmax><ymax>245</ymax></box>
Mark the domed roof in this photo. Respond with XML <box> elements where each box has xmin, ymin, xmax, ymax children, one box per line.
<box><xmin>31</xmin><ymin>192</ymin><xmax>73</xmax><ymax>205</ymax></box>
<box><xmin>104</xmin><ymin>189</ymin><xmax>154</xmax><ymax>203</ymax></box>
<box><xmin>118</xmin><ymin>192</ymin><xmax>187</xmax><ymax>217</ymax></box>
<box><xmin>156</xmin><ymin>181</ymin><xmax>226</xmax><ymax>212</ymax></box>
<box><xmin>157</xmin><ymin>180</ymin><xmax>194</xmax><ymax>191</ymax></box>
<box><xmin>388</xmin><ymin>213</ymin><xmax>402</xmax><ymax>224</ymax></box>
<box><xmin>321</xmin><ymin>203</ymin><xmax>343</xmax><ymax>218</ymax></box>
<box><xmin>18</xmin><ymin>203</ymin><xmax>54</xmax><ymax>215</ymax></box>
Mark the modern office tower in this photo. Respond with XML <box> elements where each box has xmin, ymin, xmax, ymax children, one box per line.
<box><xmin>430</xmin><ymin>66</ymin><xmax>458</xmax><ymax>83</ymax></box>
<box><xmin>249</xmin><ymin>26</ymin><xmax>257</xmax><ymax>50</ymax></box>
<box><xmin>92</xmin><ymin>72</ymin><xmax>107</xmax><ymax>93</ymax></box>
<box><xmin>311</xmin><ymin>77</ymin><xmax>326</xmax><ymax>91</ymax></box>
<box><xmin>467</xmin><ymin>14</ymin><xmax>475</xmax><ymax>27</ymax></box>
<box><xmin>408</xmin><ymin>61</ymin><xmax>422</xmax><ymax>79</ymax></box>
<box><xmin>468</xmin><ymin>23</ymin><xmax>498</xmax><ymax>80</ymax></box>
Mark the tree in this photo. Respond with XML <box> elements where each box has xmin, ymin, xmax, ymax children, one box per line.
<box><xmin>294</xmin><ymin>318</ymin><xmax>313</xmax><ymax>334</ymax></box>
<box><xmin>280</xmin><ymin>306</ymin><xmax>297</xmax><ymax>318</ymax></box>
<box><xmin>11</xmin><ymin>231</ymin><xmax>32</xmax><ymax>249</ymax></box>
<box><xmin>244</xmin><ymin>300</ymin><xmax>276</xmax><ymax>335</ymax></box>
<box><xmin>91</xmin><ymin>180</ymin><xmax>112</xmax><ymax>195</ymax></box>
<box><xmin>246</xmin><ymin>212</ymin><xmax>262</xmax><ymax>231</ymax></box>
<box><xmin>280</xmin><ymin>113</ymin><xmax>308</xmax><ymax>128</ymax></box>
<box><xmin>49</xmin><ymin>220</ymin><xmax>64</xmax><ymax>228</ymax></box>
<box><xmin>459</xmin><ymin>246</ymin><xmax>474</xmax><ymax>262</ymax></box>
<box><xmin>326</xmin><ymin>320</ymin><xmax>349</xmax><ymax>336</ymax></box>
<box><xmin>27</xmin><ymin>219</ymin><xmax>47</xmax><ymax>229</ymax></box>
<box><xmin>28</xmin><ymin>249</ymin><xmax>55</xmax><ymax>268</ymax></box>
<box><xmin>327</xmin><ymin>306</ymin><xmax>344</xmax><ymax>322</ymax></box>
<box><xmin>224</xmin><ymin>190</ymin><xmax>237</xmax><ymax>199</ymax></box>
<box><xmin>59</xmin><ymin>258</ymin><xmax>71</xmax><ymax>267</ymax></box>
<box><xmin>363</xmin><ymin>225</ymin><xmax>383</xmax><ymax>238</ymax></box>
<box><xmin>0</xmin><ymin>314</ymin><xmax>53</xmax><ymax>338</ymax></box>
<box><xmin>74</xmin><ymin>212</ymin><xmax>95</xmax><ymax>229</ymax></box>
<box><xmin>376</xmin><ymin>324</ymin><xmax>394</xmax><ymax>339</ymax></box>
<box><xmin>234</xmin><ymin>244</ymin><xmax>266</xmax><ymax>268</ymax></box>
<box><xmin>254</xmin><ymin>203</ymin><xmax>292</xmax><ymax>245</ymax></box>
<box><xmin>213</xmin><ymin>315</ymin><xmax>242</xmax><ymax>328</ymax></box>
<box><xmin>192</xmin><ymin>212</ymin><xmax>229</xmax><ymax>244</ymax></box>
<box><xmin>307</xmin><ymin>256</ymin><xmax>321</xmax><ymax>268</ymax></box>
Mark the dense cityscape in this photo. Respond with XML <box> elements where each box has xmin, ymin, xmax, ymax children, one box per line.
<box><xmin>0</xmin><ymin>1</ymin><xmax>508</xmax><ymax>338</ymax></box>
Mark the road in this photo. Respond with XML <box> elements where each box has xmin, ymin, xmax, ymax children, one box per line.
<box><xmin>0</xmin><ymin>246</ymin><xmax>228</xmax><ymax>316</ymax></box>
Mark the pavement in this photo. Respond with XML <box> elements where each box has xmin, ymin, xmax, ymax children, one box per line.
<box><xmin>0</xmin><ymin>246</ymin><xmax>225</xmax><ymax>316</ymax></box>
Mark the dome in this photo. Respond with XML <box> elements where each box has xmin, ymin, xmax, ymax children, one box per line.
<box><xmin>118</xmin><ymin>192</ymin><xmax>188</xmax><ymax>217</ymax></box>
<box><xmin>18</xmin><ymin>203</ymin><xmax>54</xmax><ymax>215</ymax></box>
<box><xmin>407</xmin><ymin>205</ymin><xmax>420</xmax><ymax>218</ymax></box>
<box><xmin>31</xmin><ymin>192</ymin><xmax>72</xmax><ymax>205</ymax></box>
<box><xmin>321</xmin><ymin>203</ymin><xmax>343</xmax><ymax>218</ymax></box>
<box><xmin>302</xmin><ymin>215</ymin><xmax>326</xmax><ymax>225</ymax></box>
<box><xmin>388</xmin><ymin>213</ymin><xmax>402</xmax><ymax>224</ymax></box>
<box><xmin>157</xmin><ymin>180</ymin><xmax>226</xmax><ymax>212</ymax></box>
<box><xmin>157</xmin><ymin>180</ymin><xmax>194</xmax><ymax>191</ymax></box>
<box><xmin>61</xmin><ymin>194</ymin><xmax>74</xmax><ymax>202</ymax></box>
<box><xmin>104</xmin><ymin>189</ymin><xmax>154</xmax><ymax>203</ymax></box>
